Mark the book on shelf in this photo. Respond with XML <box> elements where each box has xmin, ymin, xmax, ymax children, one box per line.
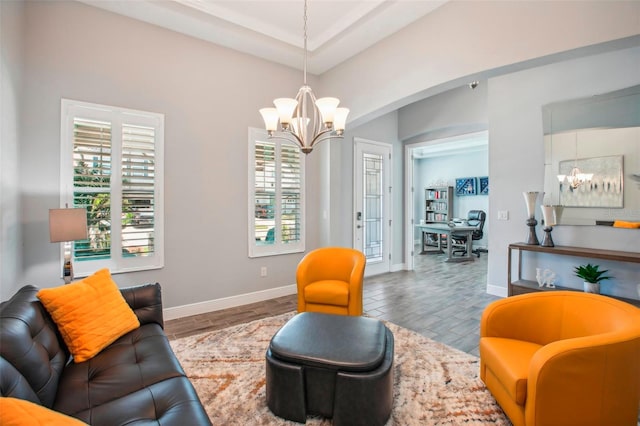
<box><xmin>426</xmin><ymin>213</ymin><xmax>447</xmax><ymax>222</ymax></box>
<box><xmin>426</xmin><ymin>189</ymin><xmax>449</xmax><ymax>200</ymax></box>
<box><xmin>426</xmin><ymin>201</ymin><xmax>448</xmax><ymax>211</ymax></box>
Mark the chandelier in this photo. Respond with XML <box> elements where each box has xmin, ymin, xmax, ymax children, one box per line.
<box><xmin>558</xmin><ymin>166</ymin><xmax>593</xmax><ymax>190</ymax></box>
<box><xmin>259</xmin><ymin>0</ymin><xmax>349</xmax><ymax>154</ymax></box>
<box><xmin>557</xmin><ymin>133</ymin><xmax>593</xmax><ymax>189</ymax></box>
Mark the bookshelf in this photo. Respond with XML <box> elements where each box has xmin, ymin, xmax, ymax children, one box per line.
<box><xmin>425</xmin><ymin>186</ymin><xmax>453</xmax><ymax>224</ymax></box>
<box><xmin>423</xmin><ymin>186</ymin><xmax>453</xmax><ymax>248</ymax></box>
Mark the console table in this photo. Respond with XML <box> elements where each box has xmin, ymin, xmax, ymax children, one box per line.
<box><xmin>508</xmin><ymin>243</ymin><xmax>640</xmax><ymax>308</ymax></box>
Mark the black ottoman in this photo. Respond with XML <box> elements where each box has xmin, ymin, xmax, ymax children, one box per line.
<box><xmin>265</xmin><ymin>312</ymin><xmax>394</xmax><ymax>426</ymax></box>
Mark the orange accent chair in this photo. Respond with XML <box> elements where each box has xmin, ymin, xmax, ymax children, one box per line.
<box><xmin>480</xmin><ymin>291</ymin><xmax>640</xmax><ymax>426</ymax></box>
<box><xmin>296</xmin><ymin>247</ymin><xmax>366</xmax><ymax>316</ymax></box>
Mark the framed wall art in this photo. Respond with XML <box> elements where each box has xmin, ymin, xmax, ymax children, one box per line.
<box><xmin>478</xmin><ymin>176</ymin><xmax>489</xmax><ymax>195</ymax></box>
<box><xmin>558</xmin><ymin>155</ymin><xmax>623</xmax><ymax>208</ymax></box>
<box><xmin>455</xmin><ymin>177</ymin><xmax>477</xmax><ymax>196</ymax></box>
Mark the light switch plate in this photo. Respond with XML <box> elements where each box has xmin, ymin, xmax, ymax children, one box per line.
<box><xmin>498</xmin><ymin>210</ymin><xmax>509</xmax><ymax>220</ymax></box>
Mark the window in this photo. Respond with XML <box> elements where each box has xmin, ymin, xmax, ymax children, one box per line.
<box><xmin>60</xmin><ymin>99</ymin><xmax>164</xmax><ymax>276</ymax></box>
<box><xmin>248</xmin><ymin>128</ymin><xmax>305</xmax><ymax>257</ymax></box>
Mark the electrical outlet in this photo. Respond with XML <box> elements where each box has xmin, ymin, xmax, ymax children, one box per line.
<box><xmin>260</xmin><ymin>266</ymin><xmax>267</xmax><ymax>277</ymax></box>
<box><xmin>498</xmin><ymin>210</ymin><xmax>509</xmax><ymax>220</ymax></box>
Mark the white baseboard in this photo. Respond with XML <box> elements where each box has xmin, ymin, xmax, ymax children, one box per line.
<box><xmin>391</xmin><ymin>262</ymin><xmax>406</xmax><ymax>272</ymax></box>
<box><xmin>163</xmin><ymin>284</ymin><xmax>297</xmax><ymax>321</ymax></box>
<box><xmin>487</xmin><ymin>284</ymin><xmax>508</xmax><ymax>298</ymax></box>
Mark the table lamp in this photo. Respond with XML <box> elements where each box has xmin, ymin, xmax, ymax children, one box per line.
<box><xmin>49</xmin><ymin>207</ymin><xmax>88</xmax><ymax>283</ymax></box>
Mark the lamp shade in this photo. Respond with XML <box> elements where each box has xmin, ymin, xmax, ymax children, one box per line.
<box><xmin>333</xmin><ymin>107</ymin><xmax>350</xmax><ymax>131</ymax></box>
<box><xmin>315</xmin><ymin>97</ymin><xmax>340</xmax><ymax>124</ymax></box>
<box><xmin>259</xmin><ymin>108</ymin><xmax>279</xmax><ymax>132</ymax></box>
<box><xmin>273</xmin><ymin>98</ymin><xmax>298</xmax><ymax>125</ymax></box>
<box><xmin>49</xmin><ymin>208</ymin><xmax>88</xmax><ymax>242</ymax></box>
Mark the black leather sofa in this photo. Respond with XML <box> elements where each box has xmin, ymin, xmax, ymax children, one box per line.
<box><xmin>0</xmin><ymin>283</ymin><xmax>211</xmax><ymax>425</ymax></box>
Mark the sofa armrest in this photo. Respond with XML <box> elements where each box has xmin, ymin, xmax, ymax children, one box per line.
<box><xmin>120</xmin><ymin>283</ymin><xmax>164</xmax><ymax>329</ymax></box>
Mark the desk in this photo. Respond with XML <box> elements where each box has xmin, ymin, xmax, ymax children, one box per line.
<box><xmin>416</xmin><ymin>224</ymin><xmax>476</xmax><ymax>262</ymax></box>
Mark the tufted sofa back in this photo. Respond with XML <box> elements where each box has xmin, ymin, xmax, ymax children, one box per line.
<box><xmin>0</xmin><ymin>285</ymin><xmax>69</xmax><ymax>408</ymax></box>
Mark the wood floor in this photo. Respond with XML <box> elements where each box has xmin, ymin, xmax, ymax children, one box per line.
<box><xmin>165</xmin><ymin>249</ymin><xmax>500</xmax><ymax>357</ymax></box>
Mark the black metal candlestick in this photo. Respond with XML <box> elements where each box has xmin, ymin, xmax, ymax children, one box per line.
<box><xmin>525</xmin><ymin>218</ymin><xmax>540</xmax><ymax>245</ymax></box>
<box><xmin>540</xmin><ymin>226</ymin><xmax>554</xmax><ymax>247</ymax></box>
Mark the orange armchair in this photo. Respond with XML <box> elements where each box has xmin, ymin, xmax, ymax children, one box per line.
<box><xmin>296</xmin><ymin>247</ymin><xmax>366</xmax><ymax>316</ymax></box>
<box><xmin>480</xmin><ymin>291</ymin><xmax>640</xmax><ymax>426</ymax></box>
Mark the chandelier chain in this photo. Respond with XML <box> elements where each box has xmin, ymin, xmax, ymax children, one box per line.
<box><xmin>303</xmin><ymin>0</ymin><xmax>308</xmax><ymax>85</ymax></box>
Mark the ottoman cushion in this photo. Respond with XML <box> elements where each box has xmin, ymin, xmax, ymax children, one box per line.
<box><xmin>270</xmin><ymin>312</ymin><xmax>386</xmax><ymax>372</ymax></box>
<box><xmin>266</xmin><ymin>312</ymin><xmax>394</xmax><ymax>425</ymax></box>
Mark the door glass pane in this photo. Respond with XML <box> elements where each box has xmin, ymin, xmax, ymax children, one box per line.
<box><xmin>363</xmin><ymin>153</ymin><xmax>383</xmax><ymax>262</ymax></box>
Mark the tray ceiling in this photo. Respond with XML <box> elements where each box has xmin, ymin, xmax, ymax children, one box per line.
<box><xmin>78</xmin><ymin>0</ymin><xmax>447</xmax><ymax>74</ymax></box>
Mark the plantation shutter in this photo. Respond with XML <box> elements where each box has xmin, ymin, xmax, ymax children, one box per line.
<box><xmin>254</xmin><ymin>140</ymin><xmax>276</xmax><ymax>243</ymax></box>
<box><xmin>62</xmin><ymin>99</ymin><xmax>164</xmax><ymax>276</ymax></box>
<box><xmin>249</xmin><ymin>128</ymin><xmax>304</xmax><ymax>257</ymax></box>
<box><xmin>72</xmin><ymin>118</ymin><xmax>112</xmax><ymax>261</ymax></box>
<box><xmin>280</xmin><ymin>143</ymin><xmax>302</xmax><ymax>244</ymax></box>
<box><xmin>121</xmin><ymin>124</ymin><xmax>156</xmax><ymax>256</ymax></box>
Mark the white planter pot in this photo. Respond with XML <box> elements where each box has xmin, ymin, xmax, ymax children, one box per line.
<box><xmin>583</xmin><ymin>282</ymin><xmax>600</xmax><ymax>294</ymax></box>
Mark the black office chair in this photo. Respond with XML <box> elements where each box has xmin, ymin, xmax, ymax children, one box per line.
<box><xmin>451</xmin><ymin>210</ymin><xmax>486</xmax><ymax>257</ymax></box>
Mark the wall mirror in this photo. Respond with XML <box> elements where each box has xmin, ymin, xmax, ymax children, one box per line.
<box><xmin>542</xmin><ymin>84</ymin><xmax>640</xmax><ymax>226</ymax></box>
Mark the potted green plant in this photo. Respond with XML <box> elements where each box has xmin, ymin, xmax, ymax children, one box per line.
<box><xmin>574</xmin><ymin>263</ymin><xmax>611</xmax><ymax>294</ymax></box>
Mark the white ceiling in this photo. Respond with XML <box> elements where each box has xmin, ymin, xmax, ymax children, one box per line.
<box><xmin>78</xmin><ymin>0</ymin><xmax>447</xmax><ymax>74</ymax></box>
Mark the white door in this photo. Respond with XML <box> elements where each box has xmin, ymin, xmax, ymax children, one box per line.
<box><xmin>353</xmin><ymin>138</ymin><xmax>391</xmax><ymax>276</ymax></box>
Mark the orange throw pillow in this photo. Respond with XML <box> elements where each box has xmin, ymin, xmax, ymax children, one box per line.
<box><xmin>37</xmin><ymin>268</ymin><xmax>140</xmax><ymax>363</ymax></box>
<box><xmin>613</xmin><ymin>220</ymin><xmax>640</xmax><ymax>229</ymax></box>
<box><xmin>0</xmin><ymin>397</ymin><xmax>88</xmax><ymax>425</ymax></box>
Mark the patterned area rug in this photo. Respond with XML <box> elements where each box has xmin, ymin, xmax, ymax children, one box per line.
<box><xmin>170</xmin><ymin>312</ymin><xmax>511</xmax><ymax>425</ymax></box>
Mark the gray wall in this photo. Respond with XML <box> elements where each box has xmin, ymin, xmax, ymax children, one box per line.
<box><xmin>320</xmin><ymin>1</ymin><xmax>640</xmax><ymax>127</ymax></box>
<box><xmin>486</xmin><ymin>46</ymin><xmax>640</xmax><ymax>298</ymax></box>
<box><xmin>333</xmin><ymin>112</ymin><xmax>404</xmax><ymax>268</ymax></box>
<box><xmin>0</xmin><ymin>0</ymin><xmax>25</xmax><ymax>298</ymax></box>
<box><xmin>399</xmin><ymin>83</ymin><xmax>488</xmax><ymax>143</ymax></box>
<box><xmin>3</xmin><ymin>1</ymin><xmax>323</xmax><ymax>306</ymax></box>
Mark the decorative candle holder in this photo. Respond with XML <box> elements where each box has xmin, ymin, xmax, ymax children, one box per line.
<box><xmin>523</xmin><ymin>192</ymin><xmax>542</xmax><ymax>245</ymax></box>
<box><xmin>540</xmin><ymin>205</ymin><xmax>556</xmax><ymax>247</ymax></box>
<box><xmin>540</xmin><ymin>226</ymin><xmax>554</xmax><ymax>247</ymax></box>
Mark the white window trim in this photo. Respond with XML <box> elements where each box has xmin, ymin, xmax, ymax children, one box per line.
<box><xmin>60</xmin><ymin>98</ymin><xmax>164</xmax><ymax>277</ymax></box>
<box><xmin>248</xmin><ymin>127</ymin><xmax>305</xmax><ymax>258</ymax></box>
